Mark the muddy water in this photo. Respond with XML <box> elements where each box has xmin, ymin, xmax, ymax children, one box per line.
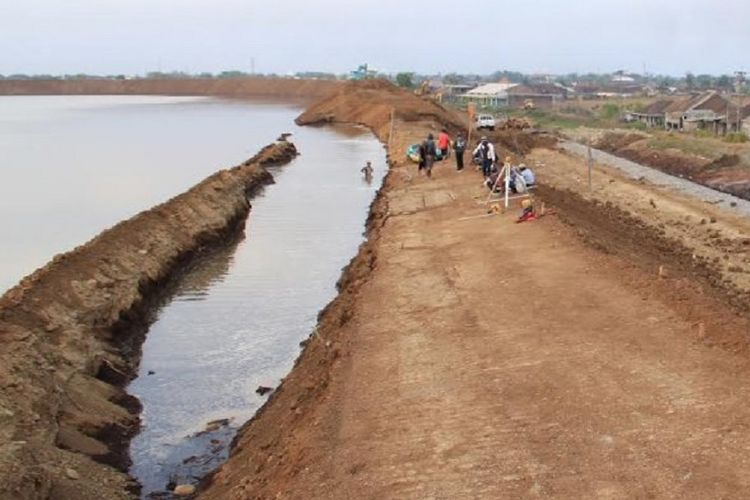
<box><xmin>125</xmin><ymin>123</ymin><xmax>385</xmax><ymax>496</ymax></box>
<box><xmin>0</xmin><ymin>96</ymin><xmax>303</xmax><ymax>293</ymax></box>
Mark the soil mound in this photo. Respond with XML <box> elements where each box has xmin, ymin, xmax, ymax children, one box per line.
<box><xmin>296</xmin><ymin>80</ymin><xmax>467</xmax><ymax>138</ymax></box>
<box><xmin>594</xmin><ymin>131</ymin><xmax>646</xmax><ymax>152</ymax></box>
<box><xmin>592</xmin><ymin>132</ymin><xmax>750</xmax><ymax>200</ymax></box>
<box><xmin>0</xmin><ymin>141</ymin><xmax>297</xmax><ymax>500</ymax></box>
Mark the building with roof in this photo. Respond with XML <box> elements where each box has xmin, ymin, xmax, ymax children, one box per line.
<box><xmin>630</xmin><ymin>99</ymin><xmax>673</xmax><ymax>128</ymax></box>
<box><xmin>506</xmin><ymin>83</ymin><xmax>568</xmax><ymax>108</ymax></box>
<box><xmin>664</xmin><ymin>91</ymin><xmax>741</xmax><ymax>134</ymax></box>
<box><xmin>459</xmin><ymin>82</ymin><xmax>519</xmax><ymax>108</ymax></box>
<box><xmin>573</xmin><ymin>82</ymin><xmax>645</xmax><ymax>99</ymax></box>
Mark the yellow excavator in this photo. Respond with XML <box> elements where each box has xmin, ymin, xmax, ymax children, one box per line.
<box><xmin>414</xmin><ymin>81</ymin><xmax>444</xmax><ymax>102</ymax></box>
<box><xmin>414</xmin><ymin>80</ymin><xmax>430</xmax><ymax>96</ymax></box>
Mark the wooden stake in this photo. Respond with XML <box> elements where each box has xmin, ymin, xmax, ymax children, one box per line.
<box><xmin>388</xmin><ymin>107</ymin><xmax>395</xmax><ymax>152</ymax></box>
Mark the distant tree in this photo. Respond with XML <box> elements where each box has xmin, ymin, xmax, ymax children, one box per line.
<box><xmin>218</xmin><ymin>70</ymin><xmax>248</xmax><ymax>79</ymax></box>
<box><xmin>443</xmin><ymin>73</ymin><xmax>464</xmax><ymax>85</ymax></box>
<box><xmin>717</xmin><ymin>75</ymin><xmax>733</xmax><ymax>91</ymax></box>
<box><xmin>395</xmin><ymin>72</ymin><xmax>415</xmax><ymax>88</ymax></box>
<box><xmin>685</xmin><ymin>72</ymin><xmax>696</xmax><ymax>90</ymax></box>
<box><xmin>488</xmin><ymin>70</ymin><xmax>524</xmax><ymax>83</ymax></box>
<box><xmin>696</xmin><ymin>74</ymin><xmax>714</xmax><ymax>89</ymax></box>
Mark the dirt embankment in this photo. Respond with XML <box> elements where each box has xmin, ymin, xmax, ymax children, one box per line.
<box><xmin>296</xmin><ymin>79</ymin><xmax>468</xmax><ymax>138</ymax></box>
<box><xmin>593</xmin><ymin>131</ymin><xmax>750</xmax><ymax>200</ymax></box>
<box><xmin>0</xmin><ymin>78</ymin><xmax>339</xmax><ymax>102</ymax></box>
<box><xmin>198</xmin><ymin>82</ymin><xmax>750</xmax><ymax>499</ymax></box>
<box><xmin>0</xmin><ymin>141</ymin><xmax>297</xmax><ymax>500</ymax></box>
<box><xmin>196</xmin><ymin>82</ymin><xmax>555</xmax><ymax>500</ymax></box>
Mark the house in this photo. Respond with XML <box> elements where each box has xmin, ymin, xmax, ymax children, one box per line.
<box><xmin>459</xmin><ymin>82</ymin><xmax>519</xmax><ymax>108</ymax></box>
<box><xmin>741</xmin><ymin>104</ymin><xmax>750</xmax><ymax>135</ymax></box>
<box><xmin>506</xmin><ymin>83</ymin><xmax>568</xmax><ymax>108</ymax></box>
<box><xmin>630</xmin><ymin>99</ymin><xmax>673</xmax><ymax>128</ymax></box>
<box><xmin>573</xmin><ymin>82</ymin><xmax>645</xmax><ymax>99</ymax></box>
<box><xmin>664</xmin><ymin>91</ymin><xmax>741</xmax><ymax>134</ymax></box>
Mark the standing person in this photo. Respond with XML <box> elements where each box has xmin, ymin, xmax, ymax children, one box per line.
<box><xmin>423</xmin><ymin>133</ymin><xmax>437</xmax><ymax>178</ymax></box>
<box><xmin>473</xmin><ymin>136</ymin><xmax>496</xmax><ymax>178</ymax></box>
<box><xmin>453</xmin><ymin>133</ymin><xmax>467</xmax><ymax>171</ymax></box>
<box><xmin>438</xmin><ymin>128</ymin><xmax>451</xmax><ymax>159</ymax></box>
<box><xmin>360</xmin><ymin>161</ymin><xmax>373</xmax><ymax>183</ymax></box>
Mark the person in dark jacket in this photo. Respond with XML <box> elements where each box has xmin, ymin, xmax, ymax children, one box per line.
<box><xmin>453</xmin><ymin>133</ymin><xmax>466</xmax><ymax>171</ymax></box>
<box><xmin>421</xmin><ymin>133</ymin><xmax>437</xmax><ymax>178</ymax></box>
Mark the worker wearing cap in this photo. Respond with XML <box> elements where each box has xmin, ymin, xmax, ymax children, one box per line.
<box><xmin>473</xmin><ymin>137</ymin><xmax>496</xmax><ymax>178</ymax></box>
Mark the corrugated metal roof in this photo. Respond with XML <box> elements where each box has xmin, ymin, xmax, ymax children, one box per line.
<box><xmin>466</xmin><ymin>83</ymin><xmax>519</xmax><ymax>96</ymax></box>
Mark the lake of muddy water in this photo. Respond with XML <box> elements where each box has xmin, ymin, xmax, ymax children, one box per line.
<box><xmin>0</xmin><ymin>95</ymin><xmax>307</xmax><ymax>293</ymax></box>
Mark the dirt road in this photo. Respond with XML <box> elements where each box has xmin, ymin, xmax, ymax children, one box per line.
<box><xmin>201</xmin><ymin>115</ymin><xmax>750</xmax><ymax>498</ymax></box>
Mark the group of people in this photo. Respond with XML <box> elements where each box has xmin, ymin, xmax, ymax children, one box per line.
<box><xmin>417</xmin><ymin>128</ymin><xmax>459</xmax><ymax>178</ymax></box>
<box><xmin>414</xmin><ymin>130</ymin><xmax>536</xmax><ymax>195</ymax></box>
<box><xmin>363</xmin><ymin>130</ymin><xmax>537</xmax><ymax>196</ymax></box>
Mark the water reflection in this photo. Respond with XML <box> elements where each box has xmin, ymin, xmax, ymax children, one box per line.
<box><xmin>127</xmin><ymin>124</ymin><xmax>386</xmax><ymax>497</ymax></box>
<box><xmin>0</xmin><ymin>96</ymin><xmax>301</xmax><ymax>293</ymax></box>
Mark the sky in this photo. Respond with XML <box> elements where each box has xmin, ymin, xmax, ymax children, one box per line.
<box><xmin>1</xmin><ymin>0</ymin><xmax>748</xmax><ymax>77</ymax></box>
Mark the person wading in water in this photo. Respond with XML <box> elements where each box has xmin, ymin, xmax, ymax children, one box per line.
<box><xmin>360</xmin><ymin>161</ymin><xmax>374</xmax><ymax>183</ymax></box>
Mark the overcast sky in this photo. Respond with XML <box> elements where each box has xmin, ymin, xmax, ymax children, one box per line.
<box><xmin>2</xmin><ymin>0</ymin><xmax>747</xmax><ymax>76</ymax></box>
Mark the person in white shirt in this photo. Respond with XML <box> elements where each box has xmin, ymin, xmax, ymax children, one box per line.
<box><xmin>472</xmin><ymin>137</ymin><xmax>496</xmax><ymax>178</ymax></box>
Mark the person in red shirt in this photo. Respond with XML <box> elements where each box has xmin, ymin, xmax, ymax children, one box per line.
<box><xmin>437</xmin><ymin>128</ymin><xmax>451</xmax><ymax>159</ymax></box>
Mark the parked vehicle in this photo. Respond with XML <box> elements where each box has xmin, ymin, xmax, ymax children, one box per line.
<box><xmin>476</xmin><ymin>114</ymin><xmax>496</xmax><ymax>131</ymax></box>
<box><xmin>406</xmin><ymin>143</ymin><xmax>445</xmax><ymax>163</ymax></box>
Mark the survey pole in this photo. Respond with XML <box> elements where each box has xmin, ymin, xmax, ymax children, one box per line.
<box><xmin>587</xmin><ymin>140</ymin><xmax>593</xmax><ymax>191</ymax></box>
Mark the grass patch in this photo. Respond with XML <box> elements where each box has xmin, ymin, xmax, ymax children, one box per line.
<box><xmin>647</xmin><ymin>135</ymin><xmax>719</xmax><ymax>158</ymax></box>
<box><xmin>725</xmin><ymin>132</ymin><xmax>749</xmax><ymax>143</ymax></box>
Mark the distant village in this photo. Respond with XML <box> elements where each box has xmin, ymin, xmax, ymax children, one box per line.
<box><xmin>409</xmin><ymin>70</ymin><xmax>750</xmax><ymax>138</ymax></box>
<box><xmin>3</xmin><ymin>64</ymin><xmax>748</xmax><ymax>136</ymax></box>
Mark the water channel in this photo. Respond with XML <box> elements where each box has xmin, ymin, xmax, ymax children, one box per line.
<box><xmin>0</xmin><ymin>96</ymin><xmax>385</xmax><ymax>496</ymax></box>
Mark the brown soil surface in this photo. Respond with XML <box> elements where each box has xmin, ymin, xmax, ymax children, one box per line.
<box><xmin>0</xmin><ymin>78</ymin><xmax>338</xmax><ymax>102</ymax></box>
<box><xmin>198</xmin><ymin>85</ymin><xmax>750</xmax><ymax>499</ymax></box>
<box><xmin>593</xmin><ymin>131</ymin><xmax>750</xmax><ymax>200</ymax></box>
<box><xmin>0</xmin><ymin>142</ymin><xmax>297</xmax><ymax>500</ymax></box>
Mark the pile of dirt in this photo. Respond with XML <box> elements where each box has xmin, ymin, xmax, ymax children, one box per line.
<box><xmin>296</xmin><ymin>79</ymin><xmax>468</xmax><ymax>139</ymax></box>
<box><xmin>593</xmin><ymin>131</ymin><xmax>646</xmax><ymax>152</ymax></box>
<box><xmin>0</xmin><ymin>78</ymin><xmax>339</xmax><ymax>102</ymax></box>
<box><xmin>592</xmin><ymin>132</ymin><xmax>750</xmax><ymax>200</ymax></box>
<box><xmin>498</xmin><ymin>117</ymin><xmax>531</xmax><ymax>130</ymax></box>
<box><xmin>0</xmin><ymin>141</ymin><xmax>298</xmax><ymax>500</ymax></box>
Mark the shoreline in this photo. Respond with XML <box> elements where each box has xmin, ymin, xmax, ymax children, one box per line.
<box><xmin>0</xmin><ymin>78</ymin><xmax>339</xmax><ymax>103</ymax></box>
<box><xmin>0</xmin><ymin>140</ymin><xmax>297</xmax><ymax>499</ymax></box>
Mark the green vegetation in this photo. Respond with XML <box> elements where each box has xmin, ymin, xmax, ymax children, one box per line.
<box><xmin>647</xmin><ymin>135</ymin><xmax>718</xmax><ymax>158</ymax></box>
<box><xmin>395</xmin><ymin>72</ymin><xmax>415</xmax><ymax>89</ymax></box>
<box><xmin>600</xmin><ymin>103</ymin><xmax>621</xmax><ymax>120</ymax></box>
<box><xmin>724</xmin><ymin>132</ymin><xmax>749</xmax><ymax>143</ymax></box>
<box><xmin>508</xmin><ymin>109</ymin><xmax>588</xmax><ymax>129</ymax></box>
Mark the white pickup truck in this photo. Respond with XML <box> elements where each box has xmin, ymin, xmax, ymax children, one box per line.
<box><xmin>475</xmin><ymin>114</ymin><xmax>496</xmax><ymax>131</ymax></box>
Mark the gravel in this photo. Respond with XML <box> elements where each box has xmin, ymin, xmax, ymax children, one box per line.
<box><xmin>561</xmin><ymin>140</ymin><xmax>750</xmax><ymax>218</ymax></box>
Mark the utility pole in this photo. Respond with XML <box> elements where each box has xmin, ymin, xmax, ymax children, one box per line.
<box><xmin>587</xmin><ymin>139</ymin><xmax>593</xmax><ymax>192</ymax></box>
<box><xmin>735</xmin><ymin>70</ymin><xmax>746</xmax><ymax>133</ymax></box>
